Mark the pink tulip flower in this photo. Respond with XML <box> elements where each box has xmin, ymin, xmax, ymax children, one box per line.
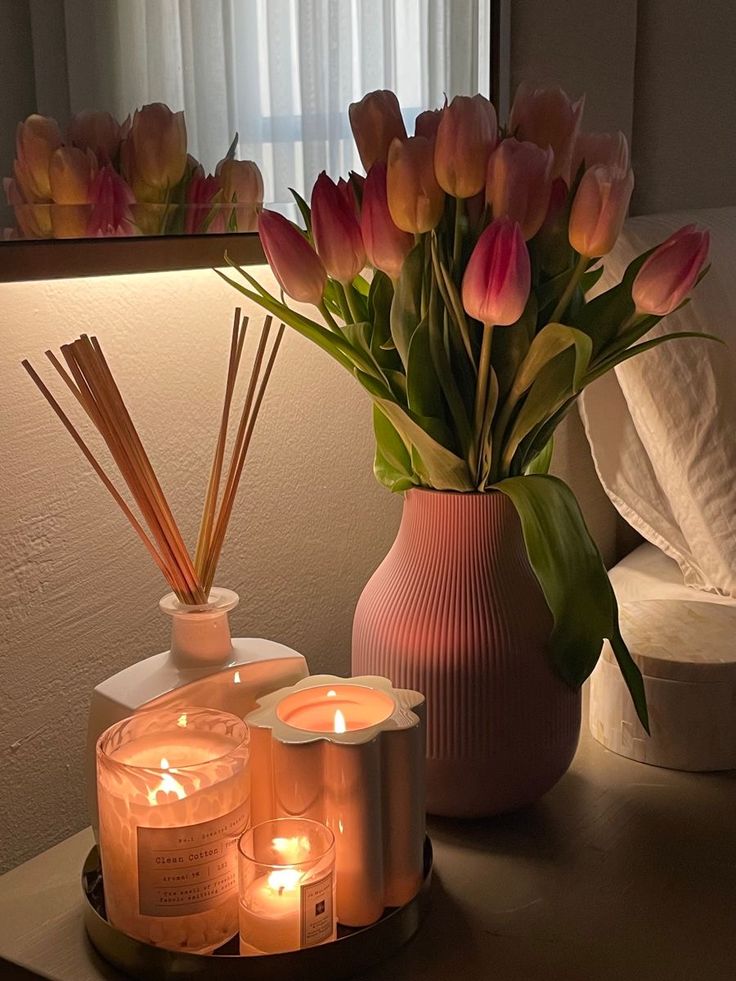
<box><xmin>414</xmin><ymin>108</ymin><xmax>444</xmax><ymax>142</ymax></box>
<box><xmin>462</xmin><ymin>217</ymin><xmax>530</xmax><ymax>325</ymax></box>
<box><xmin>311</xmin><ymin>171</ymin><xmax>366</xmax><ymax>283</ymax></box>
<box><xmin>67</xmin><ymin>111</ymin><xmax>123</xmax><ymax>162</ymax></box>
<box><xmin>509</xmin><ymin>83</ymin><xmax>585</xmax><ymax>184</ymax></box>
<box><xmin>360</xmin><ymin>162</ymin><xmax>414</xmax><ymax>281</ymax></box>
<box><xmin>337</xmin><ymin>176</ymin><xmax>360</xmax><ymax>219</ymax></box>
<box><xmin>632</xmin><ymin>225</ymin><xmax>710</xmax><ymax>316</ymax></box>
<box><xmin>573</xmin><ymin>130</ymin><xmax>629</xmax><ymax>178</ymax></box>
<box><xmin>568</xmin><ymin>165</ymin><xmax>634</xmax><ymax>257</ymax></box>
<box><xmin>258</xmin><ymin>209</ymin><xmax>327</xmax><ymax>305</ymax></box>
<box><xmin>387</xmin><ymin>136</ymin><xmax>445</xmax><ymax>233</ymax></box>
<box><xmin>349</xmin><ymin>90</ymin><xmax>407</xmax><ymax>171</ymax></box>
<box><xmin>185</xmin><ymin>173</ymin><xmax>226</xmax><ymax>234</ymax></box>
<box><xmin>216</xmin><ymin>158</ymin><xmax>264</xmax><ymax>231</ymax></box>
<box><xmin>86</xmin><ymin>165</ymin><xmax>136</xmax><ymax>237</ymax></box>
<box><xmin>486</xmin><ymin>138</ymin><xmax>554</xmax><ymax>240</ymax></box>
<box><xmin>122</xmin><ymin>103</ymin><xmax>187</xmax><ymax>194</ymax></box>
<box><xmin>434</xmin><ymin>94</ymin><xmax>498</xmax><ymax>198</ymax></box>
<box><xmin>14</xmin><ymin>114</ymin><xmax>63</xmax><ymax>201</ymax></box>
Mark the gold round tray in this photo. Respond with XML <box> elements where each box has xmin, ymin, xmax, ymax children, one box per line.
<box><xmin>82</xmin><ymin>838</ymin><xmax>433</xmax><ymax>980</ymax></box>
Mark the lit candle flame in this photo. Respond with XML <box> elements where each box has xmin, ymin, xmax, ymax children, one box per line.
<box><xmin>234</xmin><ymin>671</ymin><xmax>241</xmax><ymax>684</ymax></box>
<box><xmin>177</xmin><ymin>714</ymin><xmax>187</xmax><ymax>728</ymax></box>
<box><xmin>326</xmin><ymin>689</ymin><xmax>337</xmax><ymax>698</ymax></box>
<box><xmin>267</xmin><ymin>868</ymin><xmax>302</xmax><ymax>895</ymax></box>
<box><xmin>146</xmin><ymin>757</ymin><xmax>186</xmax><ymax>805</ymax></box>
<box><xmin>334</xmin><ymin>709</ymin><xmax>346</xmax><ymax>734</ymax></box>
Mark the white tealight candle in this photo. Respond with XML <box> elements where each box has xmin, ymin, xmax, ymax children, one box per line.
<box><xmin>96</xmin><ymin>707</ymin><xmax>250</xmax><ymax>953</ymax></box>
<box><xmin>238</xmin><ymin>819</ymin><xmax>336</xmax><ymax>955</ymax></box>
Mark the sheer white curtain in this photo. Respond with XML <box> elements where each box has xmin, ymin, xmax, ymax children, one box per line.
<box><xmin>31</xmin><ymin>0</ymin><xmax>490</xmax><ymax>207</ymax></box>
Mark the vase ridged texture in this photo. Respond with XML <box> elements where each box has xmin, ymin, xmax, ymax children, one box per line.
<box><xmin>352</xmin><ymin>488</ymin><xmax>581</xmax><ymax>817</ymax></box>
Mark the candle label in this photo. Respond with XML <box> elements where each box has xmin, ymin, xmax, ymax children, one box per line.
<box><xmin>300</xmin><ymin>872</ymin><xmax>334</xmax><ymax>947</ymax></box>
<box><xmin>137</xmin><ymin>799</ymin><xmax>250</xmax><ymax>917</ymax></box>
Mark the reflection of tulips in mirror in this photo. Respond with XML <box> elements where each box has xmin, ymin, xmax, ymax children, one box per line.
<box><xmin>3</xmin><ymin>103</ymin><xmax>263</xmax><ymax>239</ymax></box>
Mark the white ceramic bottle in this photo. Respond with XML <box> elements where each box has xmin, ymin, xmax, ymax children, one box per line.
<box><xmin>86</xmin><ymin>588</ymin><xmax>308</xmax><ymax>832</ymax></box>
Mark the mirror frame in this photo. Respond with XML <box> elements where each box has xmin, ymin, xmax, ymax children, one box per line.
<box><xmin>0</xmin><ymin>0</ymin><xmax>506</xmax><ymax>284</ymax></box>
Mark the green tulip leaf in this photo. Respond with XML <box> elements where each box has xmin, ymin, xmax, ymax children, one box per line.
<box><xmin>407</xmin><ymin>318</ymin><xmax>446</xmax><ymax>422</ymax></box>
<box><xmin>289</xmin><ymin>187</ymin><xmax>313</xmax><ymax>238</ymax></box>
<box><xmin>390</xmin><ymin>242</ymin><xmax>424</xmax><ymax>369</ymax></box>
<box><xmin>524</xmin><ymin>437</ymin><xmax>554</xmax><ymax>475</ymax></box>
<box><xmin>373</xmin><ymin>404</ymin><xmax>418</xmax><ymax>492</ymax></box>
<box><xmin>586</xmin><ymin>330</ymin><xmax>723</xmax><ymax>386</ymax></box>
<box><xmin>375</xmin><ymin>398</ymin><xmax>474</xmax><ymax>491</ymax></box>
<box><xmin>509</xmin><ymin>322</ymin><xmax>593</xmax><ymax>401</ymax></box>
<box><xmin>500</xmin><ymin>350</ymin><xmax>574</xmax><ymax>474</ymax></box>
<box><xmin>495</xmin><ymin>474</ymin><xmax>649</xmax><ymax>731</ymax></box>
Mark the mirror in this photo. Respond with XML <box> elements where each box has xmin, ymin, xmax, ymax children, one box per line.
<box><xmin>1</xmin><ymin>0</ymin><xmax>492</xmax><ymax>245</ymax></box>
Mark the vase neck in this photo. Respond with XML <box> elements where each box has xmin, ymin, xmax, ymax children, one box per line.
<box><xmin>160</xmin><ymin>588</ymin><xmax>238</xmax><ymax>668</ymax></box>
<box><xmin>398</xmin><ymin>489</ymin><xmax>524</xmax><ymax>563</ymax></box>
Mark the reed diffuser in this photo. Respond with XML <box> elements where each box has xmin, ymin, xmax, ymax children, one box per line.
<box><xmin>24</xmin><ymin>311</ymin><xmax>308</xmax><ymax>832</ymax></box>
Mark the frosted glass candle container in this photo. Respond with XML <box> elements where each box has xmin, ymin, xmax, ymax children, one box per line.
<box><xmin>238</xmin><ymin>818</ymin><xmax>336</xmax><ymax>955</ymax></box>
<box><xmin>96</xmin><ymin>706</ymin><xmax>250</xmax><ymax>952</ymax></box>
<box><xmin>247</xmin><ymin>675</ymin><xmax>425</xmax><ymax>927</ymax></box>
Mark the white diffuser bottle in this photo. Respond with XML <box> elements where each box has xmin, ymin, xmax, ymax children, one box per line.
<box><xmin>86</xmin><ymin>587</ymin><xmax>308</xmax><ymax>833</ymax></box>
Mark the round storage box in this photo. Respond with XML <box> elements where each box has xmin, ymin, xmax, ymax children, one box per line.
<box><xmin>590</xmin><ymin>598</ymin><xmax>736</xmax><ymax>771</ymax></box>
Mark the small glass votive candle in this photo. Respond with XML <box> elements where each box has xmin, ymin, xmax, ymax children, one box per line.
<box><xmin>96</xmin><ymin>706</ymin><xmax>250</xmax><ymax>952</ymax></box>
<box><xmin>238</xmin><ymin>818</ymin><xmax>336</xmax><ymax>955</ymax></box>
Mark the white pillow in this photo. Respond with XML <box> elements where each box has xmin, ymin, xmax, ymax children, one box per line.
<box><xmin>579</xmin><ymin>206</ymin><xmax>736</xmax><ymax>597</ymax></box>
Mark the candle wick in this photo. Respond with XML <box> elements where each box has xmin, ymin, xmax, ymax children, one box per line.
<box><xmin>278</xmin><ymin>885</ymin><xmax>285</xmax><ymax>896</ymax></box>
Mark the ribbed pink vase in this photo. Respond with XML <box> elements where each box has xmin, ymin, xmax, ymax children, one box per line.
<box><xmin>352</xmin><ymin>488</ymin><xmax>581</xmax><ymax>818</ymax></box>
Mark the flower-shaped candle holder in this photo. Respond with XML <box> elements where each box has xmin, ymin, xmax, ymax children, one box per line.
<box><xmin>245</xmin><ymin>675</ymin><xmax>425</xmax><ymax>927</ymax></box>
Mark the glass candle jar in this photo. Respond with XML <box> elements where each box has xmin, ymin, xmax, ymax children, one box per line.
<box><xmin>238</xmin><ymin>818</ymin><xmax>336</xmax><ymax>955</ymax></box>
<box><xmin>96</xmin><ymin>706</ymin><xmax>250</xmax><ymax>952</ymax></box>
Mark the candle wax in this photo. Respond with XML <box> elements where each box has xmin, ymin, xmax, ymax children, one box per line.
<box><xmin>239</xmin><ymin>871</ymin><xmax>303</xmax><ymax>954</ymax></box>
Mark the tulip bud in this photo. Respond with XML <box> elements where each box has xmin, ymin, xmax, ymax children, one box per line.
<box><xmin>360</xmin><ymin>162</ymin><xmax>414</xmax><ymax>280</ymax></box>
<box><xmin>14</xmin><ymin>114</ymin><xmax>63</xmax><ymax>200</ymax></box>
<box><xmin>486</xmin><ymin>138</ymin><xmax>553</xmax><ymax>240</ymax></box>
<box><xmin>216</xmin><ymin>158</ymin><xmax>263</xmax><ymax>231</ymax></box>
<box><xmin>573</xmin><ymin>130</ymin><xmax>629</xmax><ymax>178</ymax></box>
<box><xmin>185</xmin><ymin>173</ymin><xmax>226</xmax><ymax>235</ymax></box>
<box><xmin>632</xmin><ymin>225</ymin><xmax>709</xmax><ymax>316</ymax></box>
<box><xmin>47</xmin><ymin>146</ymin><xmax>97</xmax><ymax>238</ymax></box>
<box><xmin>349</xmin><ymin>90</ymin><xmax>407</xmax><ymax>171</ymax></box>
<box><xmin>509</xmin><ymin>83</ymin><xmax>584</xmax><ymax>184</ymax></box>
<box><xmin>462</xmin><ymin>217</ymin><xmax>530</xmax><ymax>325</ymax></box>
<box><xmin>217</xmin><ymin>159</ymin><xmax>264</xmax><ymax>204</ymax></box>
<box><xmin>386</xmin><ymin>136</ymin><xmax>445</xmax><ymax>234</ymax></box>
<box><xmin>68</xmin><ymin>111</ymin><xmax>123</xmax><ymax>162</ymax></box>
<box><xmin>568</xmin><ymin>164</ymin><xmax>634</xmax><ymax>257</ymax></box>
<box><xmin>311</xmin><ymin>172</ymin><xmax>366</xmax><ymax>283</ymax></box>
<box><xmin>337</xmin><ymin>177</ymin><xmax>360</xmax><ymax>219</ymax></box>
<box><xmin>124</xmin><ymin>103</ymin><xmax>187</xmax><ymax>192</ymax></box>
<box><xmin>48</xmin><ymin>147</ymin><xmax>96</xmax><ymax>204</ymax></box>
<box><xmin>434</xmin><ymin>95</ymin><xmax>498</xmax><ymax>198</ymax></box>
<box><xmin>258</xmin><ymin>209</ymin><xmax>327</xmax><ymax>305</ymax></box>
<box><xmin>87</xmin><ymin>166</ymin><xmax>136</xmax><ymax>237</ymax></box>
<box><xmin>414</xmin><ymin>108</ymin><xmax>444</xmax><ymax>142</ymax></box>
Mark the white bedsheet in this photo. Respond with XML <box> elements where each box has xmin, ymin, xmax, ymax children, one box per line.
<box><xmin>610</xmin><ymin>542</ymin><xmax>736</xmax><ymax>608</ymax></box>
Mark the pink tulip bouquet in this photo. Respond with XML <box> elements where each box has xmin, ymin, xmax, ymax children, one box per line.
<box><xmin>219</xmin><ymin>84</ymin><xmax>713</xmax><ymax>727</ymax></box>
<box><xmin>4</xmin><ymin>103</ymin><xmax>263</xmax><ymax>239</ymax></box>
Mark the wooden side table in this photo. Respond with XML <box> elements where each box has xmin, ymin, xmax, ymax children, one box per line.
<box><xmin>1</xmin><ymin>730</ymin><xmax>734</xmax><ymax>981</ymax></box>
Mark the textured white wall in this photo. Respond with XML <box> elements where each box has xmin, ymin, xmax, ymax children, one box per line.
<box><xmin>0</xmin><ymin>266</ymin><xmax>402</xmax><ymax>871</ymax></box>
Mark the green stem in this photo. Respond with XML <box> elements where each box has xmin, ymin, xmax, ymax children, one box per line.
<box><xmin>490</xmin><ymin>398</ymin><xmax>514</xmax><ymax>481</ymax></box>
<box><xmin>549</xmin><ymin>253</ymin><xmax>588</xmax><ymax>324</ymax></box>
<box><xmin>344</xmin><ymin>284</ymin><xmax>363</xmax><ymax>324</ymax></box>
<box><xmin>318</xmin><ymin>300</ymin><xmax>342</xmax><ymax>333</ymax></box>
<box><xmin>473</xmin><ymin>323</ymin><xmax>494</xmax><ymax>471</ymax></box>
<box><xmin>453</xmin><ymin>197</ymin><xmax>464</xmax><ymax>270</ymax></box>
